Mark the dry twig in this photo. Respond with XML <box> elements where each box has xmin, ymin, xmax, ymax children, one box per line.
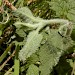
<box><xmin>3</xmin><ymin>0</ymin><xmax>16</xmax><ymax>10</ymax></box>
<box><xmin>0</xmin><ymin>7</ymin><xmax>4</xmax><ymax>13</ymax></box>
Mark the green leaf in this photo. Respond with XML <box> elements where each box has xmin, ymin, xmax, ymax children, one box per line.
<box><xmin>39</xmin><ymin>29</ymin><xmax>73</xmax><ymax>75</ymax></box>
<box><xmin>13</xmin><ymin>7</ymin><xmax>34</xmax><ymax>22</ymax></box>
<box><xmin>49</xmin><ymin>29</ymin><xmax>63</xmax><ymax>50</ymax></box>
<box><xmin>19</xmin><ymin>30</ymin><xmax>43</xmax><ymax>62</ymax></box>
<box><xmin>27</xmin><ymin>52</ymin><xmax>39</xmax><ymax>64</ymax></box>
<box><xmin>39</xmin><ymin>43</ymin><xmax>60</xmax><ymax>75</ymax></box>
<box><xmin>14</xmin><ymin>7</ymin><xmax>33</xmax><ymax>17</ymax></box>
<box><xmin>26</xmin><ymin>64</ymin><xmax>39</xmax><ymax>75</ymax></box>
<box><xmin>13</xmin><ymin>7</ymin><xmax>42</xmax><ymax>23</ymax></box>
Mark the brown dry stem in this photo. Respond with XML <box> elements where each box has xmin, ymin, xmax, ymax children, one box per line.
<box><xmin>3</xmin><ymin>0</ymin><xmax>16</xmax><ymax>10</ymax></box>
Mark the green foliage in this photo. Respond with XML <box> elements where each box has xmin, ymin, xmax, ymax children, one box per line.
<box><xmin>26</xmin><ymin>64</ymin><xmax>39</xmax><ymax>75</ymax></box>
<box><xmin>19</xmin><ymin>30</ymin><xmax>43</xmax><ymax>62</ymax></box>
<box><xmin>49</xmin><ymin>0</ymin><xmax>75</xmax><ymax>22</ymax></box>
<box><xmin>39</xmin><ymin>29</ymin><xmax>73</xmax><ymax>75</ymax></box>
<box><xmin>13</xmin><ymin>7</ymin><xmax>36</xmax><ymax>23</ymax></box>
<box><xmin>0</xmin><ymin>0</ymin><xmax>75</xmax><ymax>75</ymax></box>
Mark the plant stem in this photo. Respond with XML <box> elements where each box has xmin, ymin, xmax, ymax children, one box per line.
<box><xmin>0</xmin><ymin>43</ymin><xmax>13</xmax><ymax>64</ymax></box>
<box><xmin>14</xmin><ymin>45</ymin><xmax>20</xmax><ymax>75</ymax></box>
<box><xmin>0</xmin><ymin>50</ymin><xmax>16</xmax><ymax>71</ymax></box>
<box><xmin>4</xmin><ymin>66</ymin><xmax>14</xmax><ymax>75</ymax></box>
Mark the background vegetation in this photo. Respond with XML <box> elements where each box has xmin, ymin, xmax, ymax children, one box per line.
<box><xmin>0</xmin><ymin>0</ymin><xmax>75</xmax><ymax>75</ymax></box>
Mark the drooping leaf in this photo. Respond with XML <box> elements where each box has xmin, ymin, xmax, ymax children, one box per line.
<box><xmin>12</xmin><ymin>6</ymin><xmax>43</xmax><ymax>23</ymax></box>
<box><xmin>12</xmin><ymin>7</ymin><xmax>35</xmax><ymax>23</ymax></box>
<box><xmin>14</xmin><ymin>7</ymin><xmax>34</xmax><ymax>17</ymax></box>
<box><xmin>19</xmin><ymin>30</ymin><xmax>43</xmax><ymax>62</ymax></box>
